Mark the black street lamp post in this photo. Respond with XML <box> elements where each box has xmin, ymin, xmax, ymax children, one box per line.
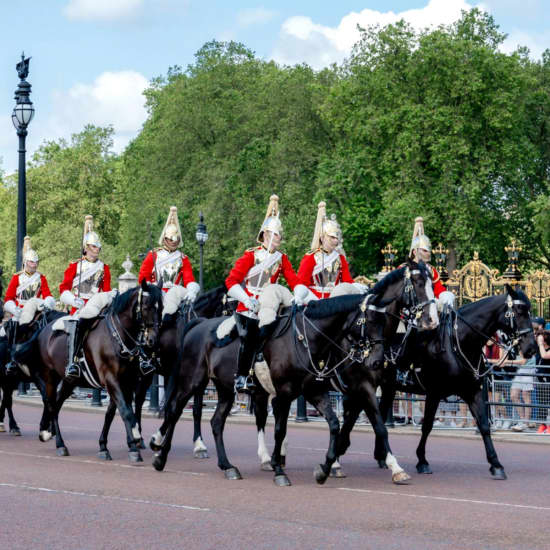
<box><xmin>195</xmin><ymin>212</ymin><xmax>208</xmax><ymax>291</ymax></box>
<box><xmin>12</xmin><ymin>53</ymin><xmax>34</xmax><ymax>271</ymax></box>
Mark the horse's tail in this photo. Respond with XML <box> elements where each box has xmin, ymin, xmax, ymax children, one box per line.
<box><xmin>161</xmin><ymin>317</ymin><xmax>206</xmax><ymax>416</ymax></box>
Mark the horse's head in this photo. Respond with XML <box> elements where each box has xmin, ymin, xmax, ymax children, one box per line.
<box><xmin>136</xmin><ymin>280</ymin><xmax>163</xmax><ymax>350</ymax></box>
<box><xmin>369</xmin><ymin>259</ymin><xmax>438</xmax><ymax>332</ymax></box>
<box><xmin>498</xmin><ymin>284</ymin><xmax>537</xmax><ymax>358</ymax></box>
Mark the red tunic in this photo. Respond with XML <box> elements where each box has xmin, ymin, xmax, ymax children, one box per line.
<box><xmin>59</xmin><ymin>260</ymin><xmax>111</xmax><ymax>314</ymax></box>
<box><xmin>297</xmin><ymin>251</ymin><xmax>353</xmax><ymax>299</ymax></box>
<box><xmin>138</xmin><ymin>249</ymin><xmax>195</xmax><ymax>292</ymax></box>
<box><xmin>4</xmin><ymin>272</ymin><xmax>52</xmax><ymax>308</ymax></box>
<box><xmin>430</xmin><ymin>266</ymin><xmax>446</xmax><ymax>298</ymax></box>
<box><xmin>225</xmin><ymin>247</ymin><xmax>300</xmax><ymax>313</ymax></box>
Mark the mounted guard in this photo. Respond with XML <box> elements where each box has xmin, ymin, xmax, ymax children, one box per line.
<box><xmin>59</xmin><ymin>215</ymin><xmax>112</xmax><ymax>380</ymax></box>
<box><xmin>3</xmin><ymin>236</ymin><xmax>55</xmax><ymax>374</ymax></box>
<box><xmin>297</xmin><ymin>201</ymin><xmax>365</xmax><ymax>301</ymax></box>
<box><xmin>408</xmin><ymin>217</ymin><xmax>455</xmax><ymax>308</ymax></box>
<box><xmin>225</xmin><ymin>194</ymin><xmax>302</xmax><ymax>392</ymax></box>
<box><xmin>138</xmin><ymin>206</ymin><xmax>200</xmax><ymax>302</ymax></box>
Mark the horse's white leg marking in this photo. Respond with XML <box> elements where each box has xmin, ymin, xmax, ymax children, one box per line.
<box><xmin>39</xmin><ymin>430</ymin><xmax>53</xmax><ymax>442</ymax></box>
<box><xmin>132</xmin><ymin>425</ymin><xmax>141</xmax><ymax>441</ymax></box>
<box><xmin>151</xmin><ymin>429</ymin><xmax>165</xmax><ymax>446</ymax></box>
<box><xmin>257</xmin><ymin>429</ymin><xmax>271</xmax><ymax>464</ymax></box>
<box><xmin>193</xmin><ymin>436</ymin><xmax>207</xmax><ymax>453</ymax></box>
<box><xmin>281</xmin><ymin>435</ymin><xmax>288</xmax><ymax>458</ymax></box>
<box><xmin>333</xmin><ymin>459</ymin><xmax>341</xmax><ymax>469</ymax></box>
<box><xmin>385</xmin><ymin>453</ymin><xmax>404</xmax><ymax>475</ymax></box>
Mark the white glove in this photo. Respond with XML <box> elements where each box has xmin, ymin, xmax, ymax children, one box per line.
<box><xmin>353</xmin><ymin>282</ymin><xmax>369</xmax><ymax>293</ymax></box>
<box><xmin>244</xmin><ymin>297</ymin><xmax>259</xmax><ymax>313</ymax></box>
<box><xmin>4</xmin><ymin>300</ymin><xmax>20</xmax><ymax>320</ymax></box>
<box><xmin>437</xmin><ymin>291</ymin><xmax>455</xmax><ymax>308</ymax></box>
<box><xmin>293</xmin><ymin>284</ymin><xmax>310</xmax><ymax>306</ymax></box>
<box><xmin>227</xmin><ymin>284</ymin><xmax>251</xmax><ymax>306</ymax></box>
<box><xmin>44</xmin><ymin>296</ymin><xmax>56</xmax><ymax>310</ymax></box>
<box><xmin>185</xmin><ymin>282</ymin><xmax>200</xmax><ymax>303</ymax></box>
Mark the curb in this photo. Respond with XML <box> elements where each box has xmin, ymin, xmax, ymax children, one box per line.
<box><xmin>12</xmin><ymin>396</ymin><xmax>550</xmax><ymax>445</ymax></box>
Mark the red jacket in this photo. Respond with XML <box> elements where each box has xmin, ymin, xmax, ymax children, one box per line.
<box><xmin>225</xmin><ymin>247</ymin><xmax>300</xmax><ymax>313</ymax></box>
<box><xmin>59</xmin><ymin>260</ymin><xmax>111</xmax><ymax>314</ymax></box>
<box><xmin>4</xmin><ymin>272</ymin><xmax>52</xmax><ymax>307</ymax></box>
<box><xmin>138</xmin><ymin>249</ymin><xmax>195</xmax><ymax>291</ymax></box>
<box><xmin>297</xmin><ymin>250</ymin><xmax>353</xmax><ymax>299</ymax></box>
<box><xmin>430</xmin><ymin>266</ymin><xmax>446</xmax><ymax>298</ymax></box>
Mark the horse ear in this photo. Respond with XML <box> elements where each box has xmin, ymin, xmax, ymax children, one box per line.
<box><xmin>141</xmin><ymin>278</ymin><xmax>148</xmax><ymax>291</ymax></box>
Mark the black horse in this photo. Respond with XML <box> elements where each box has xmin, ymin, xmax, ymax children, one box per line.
<box><xmin>150</xmin><ymin>259</ymin><xmax>436</xmax><ymax>486</ymax></box>
<box><xmin>364</xmin><ymin>284</ymin><xmax>536</xmax><ymax>480</ymax></box>
<box><xmin>97</xmin><ymin>284</ymin><xmax>230</xmax><ymax>461</ymax></box>
<box><xmin>26</xmin><ymin>282</ymin><xmax>163</xmax><ymax>462</ymax></box>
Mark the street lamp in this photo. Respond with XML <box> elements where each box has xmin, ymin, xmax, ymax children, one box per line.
<box><xmin>12</xmin><ymin>53</ymin><xmax>34</xmax><ymax>271</ymax></box>
<box><xmin>195</xmin><ymin>212</ymin><xmax>208</xmax><ymax>290</ymax></box>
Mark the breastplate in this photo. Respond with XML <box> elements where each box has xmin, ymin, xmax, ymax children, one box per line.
<box><xmin>246</xmin><ymin>249</ymin><xmax>282</xmax><ymax>290</ymax></box>
<box><xmin>73</xmin><ymin>260</ymin><xmax>104</xmax><ymax>298</ymax></box>
<box><xmin>155</xmin><ymin>249</ymin><xmax>182</xmax><ymax>287</ymax></box>
<box><xmin>313</xmin><ymin>251</ymin><xmax>341</xmax><ymax>289</ymax></box>
<box><xmin>18</xmin><ymin>273</ymin><xmax>41</xmax><ymax>302</ymax></box>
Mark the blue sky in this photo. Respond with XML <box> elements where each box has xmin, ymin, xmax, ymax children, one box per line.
<box><xmin>1</xmin><ymin>0</ymin><xmax>549</xmax><ymax>175</ymax></box>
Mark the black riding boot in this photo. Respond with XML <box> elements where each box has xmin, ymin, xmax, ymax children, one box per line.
<box><xmin>5</xmin><ymin>321</ymin><xmax>20</xmax><ymax>376</ymax></box>
<box><xmin>234</xmin><ymin>314</ymin><xmax>259</xmax><ymax>393</ymax></box>
<box><xmin>65</xmin><ymin>320</ymin><xmax>81</xmax><ymax>381</ymax></box>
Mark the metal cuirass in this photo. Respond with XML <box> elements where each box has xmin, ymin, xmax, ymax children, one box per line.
<box><xmin>245</xmin><ymin>248</ymin><xmax>282</xmax><ymax>292</ymax></box>
<box><xmin>73</xmin><ymin>259</ymin><xmax>104</xmax><ymax>299</ymax></box>
<box><xmin>155</xmin><ymin>249</ymin><xmax>183</xmax><ymax>288</ymax></box>
<box><xmin>17</xmin><ymin>272</ymin><xmax>41</xmax><ymax>303</ymax></box>
<box><xmin>313</xmin><ymin>250</ymin><xmax>341</xmax><ymax>293</ymax></box>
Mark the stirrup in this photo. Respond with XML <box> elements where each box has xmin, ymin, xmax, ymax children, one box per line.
<box><xmin>65</xmin><ymin>363</ymin><xmax>80</xmax><ymax>380</ymax></box>
<box><xmin>234</xmin><ymin>375</ymin><xmax>255</xmax><ymax>394</ymax></box>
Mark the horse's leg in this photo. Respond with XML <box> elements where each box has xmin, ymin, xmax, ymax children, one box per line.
<box><xmin>466</xmin><ymin>388</ymin><xmax>507</xmax><ymax>480</ymax></box>
<box><xmin>105</xmin><ymin>377</ymin><xmax>143</xmax><ymax>464</ymax></box>
<box><xmin>133</xmin><ymin>376</ymin><xmax>151</xmax><ymax>449</ymax></box>
<box><xmin>376</xmin><ymin>383</ymin><xmax>397</xmax><ymax>468</ymax></box>
<box><xmin>0</xmin><ymin>385</ymin><xmax>6</xmax><ymax>432</ymax></box>
<box><xmin>333</xmin><ymin>393</ymin><xmax>362</xmax><ymax>478</ymax></box>
<box><xmin>270</xmin><ymin>395</ymin><xmax>292</xmax><ymax>486</ymax></box>
<box><xmin>51</xmin><ymin>380</ymin><xmax>75</xmax><ymax>456</ymax></box>
<box><xmin>253</xmin><ymin>388</ymin><xmax>272</xmax><ymax>470</ymax></box>
<box><xmin>152</xmin><ymin>385</ymin><xmax>195</xmax><ymax>471</ymax></box>
<box><xmin>192</xmin><ymin>386</ymin><xmax>209</xmax><ymax>459</ymax></box>
<box><xmin>360</xmin><ymin>383</ymin><xmax>411</xmax><ymax>484</ymax></box>
<box><xmin>97</xmin><ymin>399</ymin><xmax>117</xmax><ymax>460</ymax></box>
<box><xmin>4</xmin><ymin>379</ymin><xmax>21</xmax><ymax>435</ymax></box>
<box><xmin>210</xmin><ymin>386</ymin><xmax>242</xmax><ymax>480</ymax></box>
<box><xmin>415</xmin><ymin>392</ymin><xmax>441</xmax><ymax>474</ymax></box>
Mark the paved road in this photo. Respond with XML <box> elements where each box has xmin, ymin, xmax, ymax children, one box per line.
<box><xmin>0</xmin><ymin>403</ymin><xmax>548</xmax><ymax>550</ymax></box>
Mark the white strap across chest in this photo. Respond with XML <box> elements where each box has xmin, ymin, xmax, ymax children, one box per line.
<box><xmin>16</xmin><ymin>272</ymin><xmax>41</xmax><ymax>295</ymax></box>
<box><xmin>312</xmin><ymin>250</ymin><xmax>340</xmax><ymax>276</ymax></box>
<box><xmin>72</xmin><ymin>261</ymin><xmax>103</xmax><ymax>288</ymax></box>
<box><xmin>155</xmin><ymin>250</ymin><xmax>182</xmax><ymax>270</ymax></box>
<box><xmin>246</xmin><ymin>251</ymin><xmax>282</xmax><ymax>281</ymax></box>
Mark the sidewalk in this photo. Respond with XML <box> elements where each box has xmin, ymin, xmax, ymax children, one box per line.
<box><xmin>12</xmin><ymin>394</ymin><xmax>550</xmax><ymax>445</ymax></box>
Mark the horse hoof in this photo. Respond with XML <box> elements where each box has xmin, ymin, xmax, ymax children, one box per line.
<box><xmin>416</xmin><ymin>463</ymin><xmax>433</xmax><ymax>474</ymax></box>
<box><xmin>56</xmin><ymin>447</ymin><xmax>70</xmax><ymax>457</ymax></box>
<box><xmin>330</xmin><ymin>466</ymin><xmax>346</xmax><ymax>478</ymax></box>
<box><xmin>224</xmin><ymin>467</ymin><xmax>242</xmax><ymax>480</ymax></box>
<box><xmin>39</xmin><ymin>430</ymin><xmax>53</xmax><ymax>442</ymax></box>
<box><xmin>193</xmin><ymin>450</ymin><xmax>209</xmax><ymax>459</ymax></box>
<box><xmin>261</xmin><ymin>461</ymin><xmax>274</xmax><ymax>471</ymax></box>
<box><xmin>274</xmin><ymin>474</ymin><xmax>292</xmax><ymax>487</ymax></box>
<box><xmin>149</xmin><ymin>438</ymin><xmax>161</xmax><ymax>452</ymax></box>
<box><xmin>128</xmin><ymin>451</ymin><xmax>143</xmax><ymax>464</ymax></box>
<box><xmin>97</xmin><ymin>450</ymin><xmax>112</xmax><ymax>461</ymax></box>
<box><xmin>392</xmin><ymin>471</ymin><xmax>411</xmax><ymax>485</ymax></box>
<box><xmin>314</xmin><ymin>464</ymin><xmax>328</xmax><ymax>485</ymax></box>
<box><xmin>378</xmin><ymin>460</ymin><xmax>388</xmax><ymax>469</ymax></box>
<box><xmin>490</xmin><ymin>466</ymin><xmax>507</xmax><ymax>480</ymax></box>
<box><xmin>152</xmin><ymin>453</ymin><xmax>167</xmax><ymax>471</ymax></box>
<box><xmin>0</xmin><ymin>423</ymin><xmax>5</xmax><ymax>433</ymax></box>
<box><xmin>10</xmin><ymin>428</ymin><xmax>22</xmax><ymax>437</ymax></box>
<box><xmin>137</xmin><ymin>438</ymin><xmax>146</xmax><ymax>450</ymax></box>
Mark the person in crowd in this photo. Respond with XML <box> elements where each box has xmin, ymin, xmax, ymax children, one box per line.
<box><xmin>536</xmin><ymin>324</ymin><xmax>550</xmax><ymax>433</ymax></box>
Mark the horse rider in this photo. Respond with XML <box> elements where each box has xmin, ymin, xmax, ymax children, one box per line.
<box><xmin>138</xmin><ymin>205</ymin><xmax>200</xmax><ymax>301</ymax></box>
<box><xmin>225</xmin><ymin>194</ymin><xmax>304</xmax><ymax>393</ymax></box>
<box><xmin>3</xmin><ymin>236</ymin><xmax>56</xmax><ymax>374</ymax></box>
<box><xmin>297</xmin><ymin>201</ymin><xmax>366</xmax><ymax>301</ymax></box>
<box><xmin>408</xmin><ymin>216</ymin><xmax>455</xmax><ymax>308</ymax></box>
<box><xmin>59</xmin><ymin>215</ymin><xmax>112</xmax><ymax>380</ymax></box>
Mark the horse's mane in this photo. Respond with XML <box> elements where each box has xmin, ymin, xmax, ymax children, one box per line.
<box><xmin>193</xmin><ymin>284</ymin><xmax>226</xmax><ymax>314</ymax></box>
<box><xmin>112</xmin><ymin>284</ymin><xmax>163</xmax><ymax>314</ymax></box>
<box><xmin>458</xmin><ymin>288</ymin><xmax>531</xmax><ymax>316</ymax></box>
<box><xmin>305</xmin><ymin>294</ymin><xmax>365</xmax><ymax>320</ymax></box>
<box><xmin>367</xmin><ymin>266</ymin><xmax>406</xmax><ymax>297</ymax></box>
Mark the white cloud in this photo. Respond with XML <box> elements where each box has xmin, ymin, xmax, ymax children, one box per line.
<box><xmin>237</xmin><ymin>7</ymin><xmax>277</xmax><ymax>28</ymax></box>
<box><xmin>63</xmin><ymin>0</ymin><xmax>144</xmax><ymax>22</ymax></box>
<box><xmin>501</xmin><ymin>30</ymin><xmax>548</xmax><ymax>59</ymax></box>
<box><xmin>48</xmin><ymin>70</ymin><xmax>149</xmax><ymax>152</ymax></box>
<box><xmin>273</xmin><ymin>0</ymin><xmax>481</xmax><ymax>69</ymax></box>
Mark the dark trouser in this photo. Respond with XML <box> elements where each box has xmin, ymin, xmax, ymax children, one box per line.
<box><xmin>66</xmin><ymin>319</ymin><xmax>80</xmax><ymax>369</ymax></box>
<box><xmin>235</xmin><ymin>313</ymin><xmax>260</xmax><ymax>378</ymax></box>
